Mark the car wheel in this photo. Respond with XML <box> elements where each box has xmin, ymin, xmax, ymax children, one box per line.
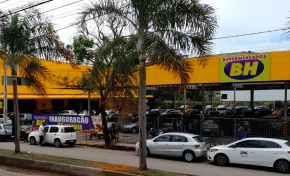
<box><xmin>183</xmin><ymin>151</ymin><xmax>196</xmax><ymax>162</ymax></box>
<box><xmin>275</xmin><ymin>159</ymin><xmax>290</xmax><ymax>173</ymax></box>
<box><xmin>69</xmin><ymin>143</ymin><xmax>75</xmax><ymax>147</ymax></box>
<box><xmin>54</xmin><ymin>139</ymin><xmax>62</xmax><ymax>148</ymax></box>
<box><xmin>146</xmin><ymin>148</ymin><xmax>150</xmax><ymax>157</ymax></box>
<box><xmin>0</xmin><ymin>135</ymin><xmax>4</xmax><ymax>142</ymax></box>
<box><xmin>131</xmin><ymin>128</ymin><xmax>137</xmax><ymax>134</ymax></box>
<box><xmin>29</xmin><ymin>137</ymin><xmax>36</xmax><ymax>145</ymax></box>
<box><xmin>215</xmin><ymin>154</ymin><xmax>229</xmax><ymax>166</ymax></box>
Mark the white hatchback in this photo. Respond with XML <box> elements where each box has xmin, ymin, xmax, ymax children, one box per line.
<box><xmin>135</xmin><ymin>132</ymin><xmax>207</xmax><ymax>162</ymax></box>
<box><xmin>208</xmin><ymin>137</ymin><xmax>290</xmax><ymax>173</ymax></box>
<box><xmin>28</xmin><ymin>125</ymin><xmax>77</xmax><ymax>147</ymax></box>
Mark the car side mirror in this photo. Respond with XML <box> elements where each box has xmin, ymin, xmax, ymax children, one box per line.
<box><xmin>153</xmin><ymin>139</ymin><xmax>156</xmax><ymax>142</ymax></box>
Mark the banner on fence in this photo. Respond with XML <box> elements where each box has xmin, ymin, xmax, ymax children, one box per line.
<box><xmin>32</xmin><ymin>114</ymin><xmax>103</xmax><ymax>134</ymax></box>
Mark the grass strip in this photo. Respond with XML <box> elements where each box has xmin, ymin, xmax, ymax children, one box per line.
<box><xmin>0</xmin><ymin>149</ymin><xmax>188</xmax><ymax>176</ymax></box>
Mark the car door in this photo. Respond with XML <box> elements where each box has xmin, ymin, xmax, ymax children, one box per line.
<box><xmin>150</xmin><ymin>135</ymin><xmax>171</xmax><ymax>155</ymax></box>
<box><xmin>45</xmin><ymin>126</ymin><xmax>58</xmax><ymax>144</ymax></box>
<box><xmin>168</xmin><ymin>135</ymin><xmax>188</xmax><ymax>157</ymax></box>
<box><xmin>255</xmin><ymin>140</ymin><xmax>282</xmax><ymax>166</ymax></box>
<box><xmin>229</xmin><ymin>140</ymin><xmax>257</xmax><ymax>165</ymax></box>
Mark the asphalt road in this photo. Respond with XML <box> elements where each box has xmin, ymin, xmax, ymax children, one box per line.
<box><xmin>0</xmin><ymin>141</ymin><xmax>288</xmax><ymax>176</ymax></box>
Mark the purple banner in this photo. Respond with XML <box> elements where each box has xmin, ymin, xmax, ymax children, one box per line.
<box><xmin>32</xmin><ymin>114</ymin><xmax>95</xmax><ymax>131</ymax></box>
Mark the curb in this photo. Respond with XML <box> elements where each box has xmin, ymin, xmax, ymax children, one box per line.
<box><xmin>0</xmin><ymin>155</ymin><xmax>138</xmax><ymax>176</ymax></box>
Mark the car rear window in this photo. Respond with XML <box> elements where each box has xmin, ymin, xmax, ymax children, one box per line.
<box><xmin>62</xmin><ymin>127</ymin><xmax>75</xmax><ymax>133</ymax></box>
<box><xmin>193</xmin><ymin>136</ymin><xmax>203</xmax><ymax>142</ymax></box>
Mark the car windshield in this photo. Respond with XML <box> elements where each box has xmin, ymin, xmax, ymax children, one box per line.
<box><xmin>193</xmin><ymin>136</ymin><xmax>203</xmax><ymax>142</ymax></box>
<box><xmin>272</xmin><ymin>110</ymin><xmax>282</xmax><ymax>115</ymax></box>
<box><xmin>285</xmin><ymin>142</ymin><xmax>290</xmax><ymax>147</ymax></box>
<box><xmin>62</xmin><ymin>127</ymin><xmax>75</xmax><ymax>133</ymax></box>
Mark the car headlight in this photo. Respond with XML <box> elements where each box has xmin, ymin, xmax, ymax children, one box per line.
<box><xmin>209</xmin><ymin>149</ymin><xmax>218</xmax><ymax>152</ymax></box>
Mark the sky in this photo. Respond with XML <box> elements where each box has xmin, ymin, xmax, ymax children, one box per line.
<box><xmin>1</xmin><ymin>0</ymin><xmax>290</xmax><ymax>56</ymax></box>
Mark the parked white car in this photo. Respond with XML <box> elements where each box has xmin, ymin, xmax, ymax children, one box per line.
<box><xmin>28</xmin><ymin>125</ymin><xmax>77</xmax><ymax>147</ymax></box>
<box><xmin>208</xmin><ymin>137</ymin><xmax>290</xmax><ymax>173</ymax></box>
<box><xmin>135</xmin><ymin>132</ymin><xmax>207</xmax><ymax>162</ymax></box>
<box><xmin>0</xmin><ymin>114</ymin><xmax>12</xmax><ymax>124</ymax></box>
<box><xmin>58</xmin><ymin>110</ymin><xmax>77</xmax><ymax>115</ymax></box>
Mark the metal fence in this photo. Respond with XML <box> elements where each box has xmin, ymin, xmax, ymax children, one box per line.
<box><xmin>113</xmin><ymin>113</ymin><xmax>290</xmax><ymax>144</ymax></box>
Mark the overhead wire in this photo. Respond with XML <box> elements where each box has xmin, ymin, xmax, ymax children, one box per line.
<box><xmin>212</xmin><ymin>27</ymin><xmax>290</xmax><ymax>40</ymax></box>
<box><xmin>0</xmin><ymin>0</ymin><xmax>9</xmax><ymax>4</ymax></box>
<box><xmin>0</xmin><ymin>0</ymin><xmax>23</xmax><ymax>9</ymax></box>
<box><xmin>0</xmin><ymin>0</ymin><xmax>53</xmax><ymax>18</ymax></box>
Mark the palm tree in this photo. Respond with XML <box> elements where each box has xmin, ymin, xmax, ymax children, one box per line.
<box><xmin>66</xmin><ymin>35</ymin><xmax>139</xmax><ymax>146</ymax></box>
<box><xmin>79</xmin><ymin>0</ymin><xmax>217</xmax><ymax>169</ymax></box>
<box><xmin>0</xmin><ymin>9</ymin><xmax>65</xmax><ymax>153</ymax></box>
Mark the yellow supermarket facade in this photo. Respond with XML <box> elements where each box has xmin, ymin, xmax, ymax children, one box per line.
<box><xmin>0</xmin><ymin>50</ymin><xmax>290</xmax><ymax>112</ymax></box>
<box><xmin>146</xmin><ymin>50</ymin><xmax>290</xmax><ymax>85</ymax></box>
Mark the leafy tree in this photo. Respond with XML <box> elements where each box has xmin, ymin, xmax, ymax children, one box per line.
<box><xmin>68</xmin><ymin>35</ymin><xmax>139</xmax><ymax>147</ymax></box>
<box><xmin>79</xmin><ymin>0</ymin><xmax>217</xmax><ymax>169</ymax></box>
<box><xmin>0</xmin><ymin>9</ymin><xmax>66</xmax><ymax>153</ymax></box>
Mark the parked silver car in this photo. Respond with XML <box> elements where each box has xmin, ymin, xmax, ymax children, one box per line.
<box><xmin>135</xmin><ymin>132</ymin><xmax>206</xmax><ymax>162</ymax></box>
<box><xmin>0</xmin><ymin>124</ymin><xmax>13</xmax><ymax>142</ymax></box>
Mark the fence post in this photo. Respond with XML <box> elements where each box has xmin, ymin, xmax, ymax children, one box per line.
<box><xmin>234</xmin><ymin>118</ymin><xmax>236</xmax><ymax>139</ymax></box>
<box><xmin>200</xmin><ymin>114</ymin><xmax>202</xmax><ymax>136</ymax></box>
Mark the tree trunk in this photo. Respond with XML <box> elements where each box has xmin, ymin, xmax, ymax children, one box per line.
<box><xmin>12</xmin><ymin>71</ymin><xmax>20</xmax><ymax>153</ymax></box>
<box><xmin>100</xmin><ymin>96</ymin><xmax>111</xmax><ymax>147</ymax></box>
<box><xmin>88</xmin><ymin>92</ymin><xmax>91</xmax><ymax>116</ymax></box>
<box><xmin>137</xmin><ymin>33</ymin><xmax>147</xmax><ymax>170</ymax></box>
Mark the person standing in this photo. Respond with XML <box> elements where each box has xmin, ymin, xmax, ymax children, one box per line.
<box><xmin>110</xmin><ymin>123</ymin><xmax>117</xmax><ymax>142</ymax></box>
<box><xmin>39</xmin><ymin>122</ymin><xmax>46</xmax><ymax>146</ymax></box>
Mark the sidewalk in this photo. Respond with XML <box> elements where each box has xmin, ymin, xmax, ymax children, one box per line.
<box><xmin>75</xmin><ymin>138</ymin><xmax>136</xmax><ymax>151</ymax></box>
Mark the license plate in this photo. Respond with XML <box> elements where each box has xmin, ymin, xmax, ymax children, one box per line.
<box><xmin>204</xmin><ymin>129</ymin><xmax>211</xmax><ymax>132</ymax></box>
<box><xmin>70</xmin><ymin>140</ymin><xmax>75</xmax><ymax>142</ymax></box>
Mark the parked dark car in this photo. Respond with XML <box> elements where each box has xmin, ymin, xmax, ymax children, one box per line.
<box><xmin>234</xmin><ymin>106</ymin><xmax>250</xmax><ymax>115</ymax></box>
<box><xmin>186</xmin><ymin>109</ymin><xmax>200</xmax><ymax>115</ymax></box>
<box><xmin>119</xmin><ymin>117</ymin><xmax>157</xmax><ymax>133</ymax></box>
<box><xmin>254</xmin><ymin>106</ymin><xmax>272</xmax><ymax>116</ymax></box>
<box><xmin>201</xmin><ymin>119</ymin><xmax>225</xmax><ymax>137</ymax></box>
<box><xmin>226</xmin><ymin>107</ymin><xmax>234</xmax><ymax>115</ymax></box>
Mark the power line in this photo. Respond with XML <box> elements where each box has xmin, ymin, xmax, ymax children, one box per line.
<box><xmin>0</xmin><ymin>0</ymin><xmax>9</xmax><ymax>4</ymax></box>
<box><xmin>212</xmin><ymin>27</ymin><xmax>289</xmax><ymax>40</ymax></box>
<box><xmin>1</xmin><ymin>0</ymin><xmax>22</xmax><ymax>9</ymax></box>
<box><xmin>0</xmin><ymin>0</ymin><xmax>53</xmax><ymax>18</ymax></box>
<box><xmin>41</xmin><ymin>0</ymin><xmax>83</xmax><ymax>14</ymax></box>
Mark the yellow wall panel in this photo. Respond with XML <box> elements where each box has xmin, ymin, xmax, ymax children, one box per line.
<box><xmin>270</xmin><ymin>51</ymin><xmax>290</xmax><ymax>81</ymax></box>
<box><xmin>146</xmin><ymin>56</ymin><xmax>219</xmax><ymax>85</ymax></box>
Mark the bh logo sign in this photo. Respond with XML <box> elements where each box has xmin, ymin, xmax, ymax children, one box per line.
<box><xmin>224</xmin><ymin>60</ymin><xmax>264</xmax><ymax>80</ymax></box>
